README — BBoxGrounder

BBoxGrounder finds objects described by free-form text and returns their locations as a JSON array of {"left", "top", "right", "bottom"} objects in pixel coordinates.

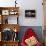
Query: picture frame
[
  {"left": 2, "top": 10, "right": 9, "bottom": 15},
  {"left": 25, "top": 10, "right": 36, "bottom": 17}
]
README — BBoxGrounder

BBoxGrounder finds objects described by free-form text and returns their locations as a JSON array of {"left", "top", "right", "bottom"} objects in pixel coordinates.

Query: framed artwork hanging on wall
[{"left": 25, "top": 10, "right": 36, "bottom": 17}]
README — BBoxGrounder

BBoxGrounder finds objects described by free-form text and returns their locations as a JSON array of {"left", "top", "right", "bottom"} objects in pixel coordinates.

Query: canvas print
[{"left": 25, "top": 10, "right": 36, "bottom": 17}]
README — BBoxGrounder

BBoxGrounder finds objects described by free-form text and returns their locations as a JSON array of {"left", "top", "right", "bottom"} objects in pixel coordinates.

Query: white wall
[{"left": 0, "top": 0, "right": 44, "bottom": 26}]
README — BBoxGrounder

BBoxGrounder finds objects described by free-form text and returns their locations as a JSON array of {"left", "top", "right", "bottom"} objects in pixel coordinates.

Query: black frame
[{"left": 25, "top": 10, "right": 36, "bottom": 17}]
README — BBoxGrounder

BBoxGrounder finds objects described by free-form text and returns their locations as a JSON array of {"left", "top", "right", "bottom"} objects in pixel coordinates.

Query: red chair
[{"left": 21, "top": 28, "right": 41, "bottom": 46}]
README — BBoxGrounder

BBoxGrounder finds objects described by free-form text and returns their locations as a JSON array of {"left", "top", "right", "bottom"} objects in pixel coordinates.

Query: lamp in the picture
[{"left": 15, "top": 0, "right": 17, "bottom": 7}]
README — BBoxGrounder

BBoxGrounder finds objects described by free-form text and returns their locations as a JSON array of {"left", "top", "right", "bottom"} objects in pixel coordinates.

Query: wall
[
  {"left": 0, "top": 0, "right": 44, "bottom": 26},
  {"left": 18, "top": 0, "right": 44, "bottom": 26}
]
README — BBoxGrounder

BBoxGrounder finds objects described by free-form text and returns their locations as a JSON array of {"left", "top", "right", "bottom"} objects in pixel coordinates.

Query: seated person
[{"left": 21, "top": 28, "right": 41, "bottom": 46}]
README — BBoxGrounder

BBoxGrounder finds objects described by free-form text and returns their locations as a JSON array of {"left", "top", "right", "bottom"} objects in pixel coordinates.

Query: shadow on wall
[{"left": 18, "top": 26, "right": 44, "bottom": 44}]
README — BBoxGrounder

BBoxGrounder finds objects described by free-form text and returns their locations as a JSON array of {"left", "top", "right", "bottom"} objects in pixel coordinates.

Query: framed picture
[
  {"left": 2, "top": 10, "right": 9, "bottom": 15},
  {"left": 25, "top": 10, "right": 36, "bottom": 17}
]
